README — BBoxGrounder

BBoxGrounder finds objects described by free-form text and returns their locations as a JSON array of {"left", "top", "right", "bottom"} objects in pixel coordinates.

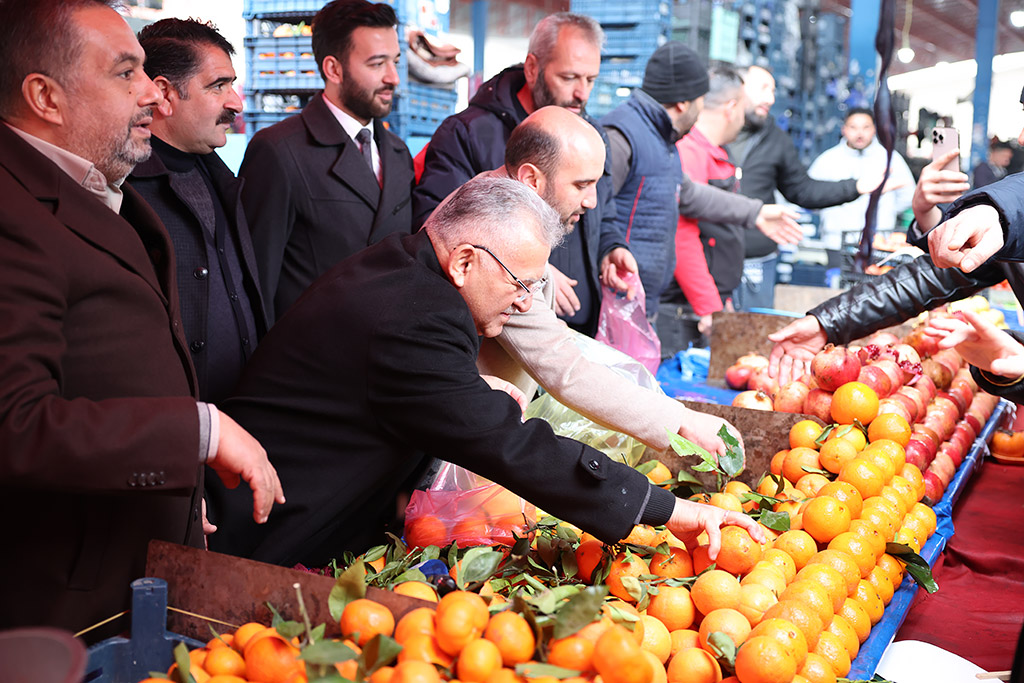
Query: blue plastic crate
[
  {"left": 587, "top": 81, "right": 631, "bottom": 118},
  {"left": 246, "top": 38, "right": 322, "bottom": 91},
  {"left": 84, "top": 579, "right": 204, "bottom": 683},
  {"left": 243, "top": 0, "right": 325, "bottom": 18},
  {"left": 244, "top": 109, "right": 296, "bottom": 138},
  {"left": 602, "top": 23, "right": 670, "bottom": 58},
  {"left": 385, "top": 83, "right": 457, "bottom": 138},
  {"left": 572, "top": 0, "right": 672, "bottom": 26},
  {"left": 599, "top": 56, "right": 648, "bottom": 87}
]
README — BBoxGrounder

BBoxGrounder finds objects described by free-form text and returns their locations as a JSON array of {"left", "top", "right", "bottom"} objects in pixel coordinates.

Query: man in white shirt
[{"left": 808, "top": 107, "right": 915, "bottom": 250}]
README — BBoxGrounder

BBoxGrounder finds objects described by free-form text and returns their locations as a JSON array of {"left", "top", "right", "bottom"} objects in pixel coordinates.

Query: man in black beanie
[{"left": 602, "top": 41, "right": 710, "bottom": 313}]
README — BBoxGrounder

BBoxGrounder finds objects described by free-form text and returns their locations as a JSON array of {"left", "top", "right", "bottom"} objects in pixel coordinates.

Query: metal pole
[
  {"left": 971, "top": 0, "right": 998, "bottom": 172},
  {"left": 472, "top": 0, "right": 488, "bottom": 96},
  {"left": 849, "top": 0, "right": 881, "bottom": 91}
]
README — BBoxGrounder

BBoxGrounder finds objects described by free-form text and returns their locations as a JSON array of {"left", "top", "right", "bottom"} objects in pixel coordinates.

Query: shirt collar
[
  {"left": 5, "top": 122, "right": 124, "bottom": 214},
  {"left": 322, "top": 92, "right": 374, "bottom": 145}
]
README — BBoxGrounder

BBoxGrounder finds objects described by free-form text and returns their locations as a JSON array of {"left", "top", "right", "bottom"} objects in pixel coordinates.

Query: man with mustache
[
  {"left": 239, "top": 0, "right": 416, "bottom": 321},
  {"left": 0, "top": 0, "right": 283, "bottom": 638},
  {"left": 129, "top": 18, "right": 267, "bottom": 405}
]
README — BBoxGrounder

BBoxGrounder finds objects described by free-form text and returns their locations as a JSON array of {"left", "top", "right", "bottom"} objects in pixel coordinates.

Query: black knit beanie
[{"left": 641, "top": 41, "right": 710, "bottom": 104}]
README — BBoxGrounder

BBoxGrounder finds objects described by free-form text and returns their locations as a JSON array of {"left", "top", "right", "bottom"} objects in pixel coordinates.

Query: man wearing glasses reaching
[{"left": 208, "top": 175, "right": 763, "bottom": 568}]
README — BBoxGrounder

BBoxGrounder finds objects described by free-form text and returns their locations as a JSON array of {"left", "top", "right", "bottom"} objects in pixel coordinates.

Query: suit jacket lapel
[
  {"left": 368, "top": 124, "right": 412, "bottom": 243},
  {"left": 302, "top": 93, "right": 381, "bottom": 209}
]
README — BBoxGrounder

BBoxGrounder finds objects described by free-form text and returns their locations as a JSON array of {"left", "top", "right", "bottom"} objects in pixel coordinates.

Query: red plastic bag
[
  {"left": 404, "top": 463, "right": 536, "bottom": 549},
  {"left": 596, "top": 271, "right": 661, "bottom": 375}
]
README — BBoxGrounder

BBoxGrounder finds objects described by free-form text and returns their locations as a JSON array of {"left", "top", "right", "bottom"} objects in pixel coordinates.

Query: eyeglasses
[{"left": 472, "top": 244, "right": 543, "bottom": 302}]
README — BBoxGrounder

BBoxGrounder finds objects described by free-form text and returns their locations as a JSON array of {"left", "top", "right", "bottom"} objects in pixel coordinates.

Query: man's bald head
[{"left": 503, "top": 106, "right": 605, "bottom": 230}]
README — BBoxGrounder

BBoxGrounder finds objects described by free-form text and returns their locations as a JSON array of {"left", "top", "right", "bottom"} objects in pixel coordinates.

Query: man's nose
[
  {"left": 138, "top": 72, "right": 162, "bottom": 109},
  {"left": 582, "top": 187, "right": 598, "bottom": 209},
  {"left": 226, "top": 87, "right": 243, "bottom": 112}
]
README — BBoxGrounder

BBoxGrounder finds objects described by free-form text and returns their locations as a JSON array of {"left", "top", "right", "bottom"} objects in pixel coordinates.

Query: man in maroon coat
[{"left": 0, "top": 0, "right": 283, "bottom": 640}]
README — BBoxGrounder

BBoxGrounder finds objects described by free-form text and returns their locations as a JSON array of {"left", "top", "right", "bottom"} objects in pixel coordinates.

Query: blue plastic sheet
[{"left": 656, "top": 348, "right": 742, "bottom": 404}]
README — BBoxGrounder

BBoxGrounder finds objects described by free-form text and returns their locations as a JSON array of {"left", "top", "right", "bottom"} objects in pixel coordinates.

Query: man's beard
[
  {"left": 540, "top": 185, "right": 580, "bottom": 234},
  {"left": 532, "top": 68, "right": 586, "bottom": 113},
  {"left": 100, "top": 107, "right": 154, "bottom": 181},
  {"left": 744, "top": 107, "right": 768, "bottom": 130},
  {"left": 342, "top": 78, "right": 394, "bottom": 121}
]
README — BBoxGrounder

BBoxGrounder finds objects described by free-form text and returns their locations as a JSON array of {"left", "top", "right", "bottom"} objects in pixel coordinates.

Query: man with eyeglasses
[
  {"left": 475, "top": 106, "right": 741, "bottom": 455},
  {"left": 208, "top": 175, "right": 763, "bottom": 568}
]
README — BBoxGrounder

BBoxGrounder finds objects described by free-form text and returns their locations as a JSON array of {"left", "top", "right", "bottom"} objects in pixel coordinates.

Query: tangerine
[
  {"left": 825, "top": 615, "right": 860, "bottom": 660},
  {"left": 244, "top": 634, "right": 302, "bottom": 683},
  {"left": 783, "top": 447, "right": 822, "bottom": 485},
  {"left": 698, "top": 607, "right": 752, "bottom": 650},
  {"left": 669, "top": 629, "right": 701, "bottom": 657},
  {"left": 716, "top": 526, "right": 763, "bottom": 575},
  {"left": 778, "top": 580, "right": 834, "bottom": 629},
  {"left": 795, "top": 564, "right": 847, "bottom": 613},
  {"left": 393, "top": 581, "right": 439, "bottom": 603},
  {"left": 796, "top": 473, "right": 831, "bottom": 498},
  {"left": 666, "top": 647, "right": 723, "bottom": 683},
  {"left": 734, "top": 635, "right": 797, "bottom": 683},
  {"left": 457, "top": 638, "right": 504, "bottom": 683},
  {"left": 593, "top": 625, "right": 654, "bottom": 683},
  {"left": 749, "top": 618, "right": 808, "bottom": 669},
  {"left": 867, "top": 413, "right": 911, "bottom": 447},
  {"left": 805, "top": 550, "right": 860, "bottom": 597},
  {"left": 691, "top": 570, "right": 742, "bottom": 615},
  {"left": 851, "top": 580, "right": 885, "bottom": 625},
  {"left": 606, "top": 552, "right": 650, "bottom": 603},
  {"left": 647, "top": 586, "right": 696, "bottom": 632},
  {"left": 390, "top": 660, "right": 442, "bottom": 683},
  {"left": 761, "top": 549, "right": 797, "bottom": 584},
  {"left": 790, "top": 420, "right": 824, "bottom": 450},
  {"left": 837, "top": 458, "right": 885, "bottom": 499},
  {"left": 799, "top": 653, "right": 837, "bottom": 683},
  {"left": 801, "top": 496, "right": 851, "bottom": 545},
  {"left": 742, "top": 565, "right": 788, "bottom": 596},
  {"left": 547, "top": 635, "right": 595, "bottom": 672},
  {"left": 575, "top": 540, "right": 606, "bottom": 583},
  {"left": 737, "top": 583, "right": 779, "bottom": 627},
  {"left": 815, "top": 482, "right": 862, "bottom": 519},
  {"left": 204, "top": 647, "right": 246, "bottom": 678},
  {"left": 817, "top": 438, "right": 857, "bottom": 475},
  {"left": 649, "top": 547, "right": 694, "bottom": 579},
  {"left": 395, "top": 607, "right": 436, "bottom": 644},
  {"left": 826, "top": 533, "right": 875, "bottom": 578},
  {"left": 484, "top": 610, "right": 535, "bottom": 666},
  {"left": 830, "top": 382, "right": 879, "bottom": 425},
  {"left": 761, "top": 600, "right": 823, "bottom": 651},
  {"left": 837, "top": 598, "right": 872, "bottom": 644},
  {"left": 771, "top": 530, "right": 817, "bottom": 571},
  {"left": 340, "top": 599, "right": 396, "bottom": 647},
  {"left": 812, "top": 631, "right": 851, "bottom": 677},
  {"left": 640, "top": 614, "right": 673, "bottom": 664}
]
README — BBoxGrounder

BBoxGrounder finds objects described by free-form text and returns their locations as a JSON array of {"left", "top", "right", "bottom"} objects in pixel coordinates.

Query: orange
[
  {"left": 484, "top": 670, "right": 524, "bottom": 683},
  {"left": 666, "top": 646, "right": 723, "bottom": 683},
  {"left": 761, "top": 549, "right": 797, "bottom": 584},
  {"left": 830, "top": 382, "right": 878, "bottom": 425},
  {"left": 575, "top": 540, "right": 606, "bottom": 584},
  {"left": 868, "top": 439, "right": 907, "bottom": 471},
  {"left": 817, "top": 438, "right": 857, "bottom": 475},
  {"left": 908, "top": 502, "right": 938, "bottom": 537},
  {"left": 827, "top": 533, "right": 875, "bottom": 578},
  {"left": 770, "top": 450, "right": 788, "bottom": 477},
  {"left": 783, "top": 447, "right": 822, "bottom": 485},
  {"left": 825, "top": 615, "right": 860, "bottom": 660},
  {"left": 773, "top": 499, "right": 804, "bottom": 531},
  {"left": 867, "top": 413, "right": 912, "bottom": 447},
  {"left": 547, "top": 635, "right": 595, "bottom": 672},
  {"left": 208, "top": 634, "right": 233, "bottom": 650},
  {"left": 396, "top": 633, "right": 454, "bottom": 667},
  {"left": 812, "top": 631, "right": 851, "bottom": 677},
  {"left": 795, "top": 564, "right": 847, "bottom": 613},
  {"left": 852, "top": 580, "right": 885, "bottom": 625},
  {"left": 790, "top": 420, "right": 824, "bottom": 450},
  {"left": 690, "top": 545, "right": 714, "bottom": 574},
  {"left": 801, "top": 496, "right": 851, "bottom": 545},
  {"left": 734, "top": 635, "right": 797, "bottom": 683},
  {"left": 771, "top": 530, "right": 817, "bottom": 571},
  {"left": 576, "top": 616, "right": 615, "bottom": 644},
  {"left": 669, "top": 629, "right": 701, "bottom": 657},
  {"left": 393, "top": 581, "right": 439, "bottom": 603},
  {"left": 708, "top": 492, "right": 744, "bottom": 513},
  {"left": 233, "top": 622, "right": 269, "bottom": 653},
  {"left": 691, "top": 570, "right": 742, "bottom": 615},
  {"left": 779, "top": 580, "right": 834, "bottom": 629},
  {"left": 436, "top": 592, "right": 489, "bottom": 656},
  {"left": 889, "top": 476, "right": 919, "bottom": 513},
  {"left": 341, "top": 598, "right": 396, "bottom": 646},
  {"left": 390, "top": 660, "right": 442, "bottom": 683},
  {"left": 876, "top": 553, "right": 905, "bottom": 591},
  {"left": 406, "top": 515, "right": 449, "bottom": 549},
  {"left": 799, "top": 653, "right": 837, "bottom": 683},
  {"left": 244, "top": 634, "right": 302, "bottom": 683},
  {"left": 795, "top": 473, "right": 831, "bottom": 499},
  {"left": 716, "top": 526, "right": 763, "bottom": 575},
  {"left": 457, "top": 638, "right": 504, "bottom": 683},
  {"left": 166, "top": 663, "right": 210, "bottom": 683},
  {"left": 825, "top": 426, "right": 866, "bottom": 452},
  {"left": 741, "top": 566, "right": 787, "bottom": 597},
  {"left": 204, "top": 647, "right": 246, "bottom": 678},
  {"left": 606, "top": 552, "right": 650, "bottom": 603},
  {"left": 815, "top": 482, "right": 862, "bottom": 520},
  {"left": 867, "top": 566, "right": 895, "bottom": 605},
  {"left": 698, "top": 607, "right": 751, "bottom": 649},
  {"left": 756, "top": 475, "right": 799, "bottom": 501},
  {"left": 207, "top": 676, "right": 248, "bottom": 683},
  {"left": 761, "top": 600, "right": 823, "bottom": 651},
  {"left": 749, "top": 618, "right": 808, "bottom": 669},
  {"left": 837, "top": 598, "right": 872, "bottom": 644},
  {"left": 860, "top": 449, "right": 897, "bottom": 485},
  {"left": 805, "top": 550, "right": 860, "bottom": 597},
  {"left": 593, "top": 625, "right": 653, "bottom": 683},
  {"left": 900, "top": 463, "right": 926, "bottom": 501},
  {"left": 847, "top": 519, "right": 886, "bottom": 561},
  {"left": 484, "top": 610, "right": 535, "bottom": 666},
  {"left": 857, "top": 506, "right": 897, "bottom": 543},
  {"left": 893, "top": 527, "right": 923, "bottom": 554},
  {"left": 603, "top": 600, "right": 646, "bottom": 646},
  {"left": 395, "top": 607, "right": 436, "bottom": 644},
  {"left": 724, "top": 481, "right": 757, "bottom": 512},
  {"left": 647, "top": 585, "right": 696, "bottom": 631},
  {"left": 837, "top": 458, "right": 884, "bottom": 499},
  {"left": 640, "top": 614, "right": 673, "bottom": 664},
  {"left": 645, "top": 650, "right": 669, "bottom": 683},
  {"left": 737, "top": 583, "right": 779, "bottom": 627},
  {"left": 863, "top": 496, "right": 903, "bottom": 531},
  {"left": 646, "top": 461, "right": 674, "bottom": 486},
  {"left": 370, "top": 667, "right": 394, "bottom": 683},
  {"left": 650, "top": 547, "right": 694, "bottom": 579}
]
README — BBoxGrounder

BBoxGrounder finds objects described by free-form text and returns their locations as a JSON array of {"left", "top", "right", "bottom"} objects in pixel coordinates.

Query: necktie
[{"left": 355, "top": 128, "right": 374, "bottom": 175}]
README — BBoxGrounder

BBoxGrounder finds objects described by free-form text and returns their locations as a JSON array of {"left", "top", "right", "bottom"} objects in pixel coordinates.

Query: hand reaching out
[
  {"left": 923, "top": 309, "right": 1024, "bottom": 378},
  {"left": 208, "top": 412, "right": 285, "bottom": 525},
  {"left": 767, "top": 316, "right": 828, "bottom": 385},
  {"left": 600, "top": 247, "right": 639, "bottom": 300},
  {"left": 927, "top": 204, "right": 1003, "bottom": 272},
  {"left": 755, "top": 204, "right": 803, "bottom": 244},
  {"left": 666, "top": 497, "right": 764, "bottom": 560}
]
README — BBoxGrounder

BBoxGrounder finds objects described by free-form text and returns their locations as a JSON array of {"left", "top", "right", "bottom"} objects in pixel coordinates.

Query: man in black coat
[
  {"left": 239, "top": 0, "right": 416, "bottom": 322},
  {"left": 129, "top": 19, "right": 266, "bottom": 405},
  {"left": 209, "top": 176, "right": 761, "bottom": 567}
]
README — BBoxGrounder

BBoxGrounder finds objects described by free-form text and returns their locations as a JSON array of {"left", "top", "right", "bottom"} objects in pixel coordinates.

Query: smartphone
[{"left": 931, "top": 126, "right": 961, "bottom": 171}]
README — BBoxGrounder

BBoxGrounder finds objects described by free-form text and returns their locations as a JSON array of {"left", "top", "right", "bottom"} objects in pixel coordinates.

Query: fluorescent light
[
  {"left": 897, "top": 46, "right": 916, "bottom": 63},
  {"left": 1011, "top": 10, "right": 1024, "bottom": 26}
]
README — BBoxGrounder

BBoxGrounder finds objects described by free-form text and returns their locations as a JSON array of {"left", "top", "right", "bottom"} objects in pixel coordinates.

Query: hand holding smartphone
[{"left": 931, "top": 126, "right": 961, "bottom": 172}]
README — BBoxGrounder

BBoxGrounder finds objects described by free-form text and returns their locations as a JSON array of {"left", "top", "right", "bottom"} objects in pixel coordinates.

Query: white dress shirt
[{"left": 322, "top": 93, "right": 382, "bottom": 185}]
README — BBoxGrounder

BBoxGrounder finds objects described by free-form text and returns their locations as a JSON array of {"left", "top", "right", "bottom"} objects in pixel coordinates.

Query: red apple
[
  {"left": 724, "top": 363, "right": 753, "bottom": 390},
  {"left": 774, "top": 381, "right": 811, "bottom": 413}
]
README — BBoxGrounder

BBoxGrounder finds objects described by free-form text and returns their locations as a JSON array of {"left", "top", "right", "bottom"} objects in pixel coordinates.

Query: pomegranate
[
  {"left": 921, "top": 358, "right": 953, "bottom": 391},
  {"left": 963, "top": 408, "right": 985, "bottom": 435},
  {"left": 954, "top": 368, "right": 979, "bottom": 392},
  {"left": 877, "top": 398, "right": 913, "bottom": 424},
  {"left": 939, "top": 441, "right": 965, "bottom": 469},
  {"left": 954, "top": 419, "right": 977, "bottom": 445},
  {"left": 922, "top": 470, "right": 945, "bottom": 501},
  {"left": 725, "top": 363, "right": 754, "bottom": 390},
  {"left": 803, "top": 388, "right": 834, "bottom": 422},
  {"left": 946, "top": 430, "right": 972, "bottom": 465},
  {"left": 732, "top": 389, "right": 774, "bottom": 411},
  {"left": 903, "top": 327, "right": 940, "bottom": 357},
  {"left": 932, "top": 349, "right": 963, "bottom": 377},
  {"left": 748, "top": 369, "right": 780, "bottom": 397},
  {"left": 911, "top": 374, "right": 937, "bottom": 402},
  {"left": 896, "top": 386, "right": 928, "bottom": 421},
  {"left": 866, "top": 331, "right": 901, "bottom": 347},
  {"left": 898, "top": 359, "right": 923, "bottom": 385},
  {"left": 811, "top": 344, "right": 861, "bottom": 391},
  {"left": 904, "top": 438, "right": 934, "bottom": 470},
  {"left": 857, "top": 364, "right": 892, "bottom": 398},
  {"left": 911, "top": 424, "right": 940, "bottom": 450},
  {"left": 948, "top": 383, "right": 974, "bottom": 414},
  {"left": 930, "top": 455, "right": 956, "bottom": 485},
  {"left": 871, "top": 359, "right": 904, "bottom": 391},
  {"left": 735, "top": 353, "right": 770, "bottom": 372},
  {"left": 933, "top": 392, "right": 964, "bottom": 421},
  {"left": 774, "top": 381, "right": 811, "bottom": 413}
]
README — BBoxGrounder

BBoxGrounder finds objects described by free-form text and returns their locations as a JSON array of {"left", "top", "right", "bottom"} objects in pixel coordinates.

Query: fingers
[
  {"left": 704, "top": 521, "right": 723, "bottom": 561},
  {"left": 249, "top": 462, "right": 285, "bottom": 524}
]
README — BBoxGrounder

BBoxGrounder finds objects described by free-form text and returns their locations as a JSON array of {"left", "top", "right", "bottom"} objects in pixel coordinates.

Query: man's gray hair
[
  {"left": 704, "top": 63, "right": 745, "bottom": 110},
  {"left": 528, "top": 12, "right": 604, "bottom": 66},
  {"left": 426, "top": 176, "right": 564, "bottom": 251}
]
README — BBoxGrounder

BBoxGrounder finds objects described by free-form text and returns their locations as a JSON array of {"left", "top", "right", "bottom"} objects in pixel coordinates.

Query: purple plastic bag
[{"left": 595, "top": 271, "right": 661, "bottom": 375}]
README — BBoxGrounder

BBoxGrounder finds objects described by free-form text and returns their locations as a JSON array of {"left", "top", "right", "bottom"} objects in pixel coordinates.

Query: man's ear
[
  {"left": 153, "top": 76, "right": 176, "bottom": 117},
  {"left": 20, "top": 73, "right": 65, "bottom": 126},
  {"left": 523, "top": 53, "right": 539, "bottom": 88},
  {"left": 322, "top": 54, "right": 344, "bottom": 86},
  {"left": 445, "top": 244, "right": 476, "bottom": 288},
  {"left": 516, "top": 162, "right": 546, "bottom": 195}
]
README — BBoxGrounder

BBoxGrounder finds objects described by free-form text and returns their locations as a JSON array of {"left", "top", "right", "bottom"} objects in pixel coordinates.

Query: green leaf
[
  {"left": 300, "top": 640, "right": 360, "bottom": 666},
  {"left": 757, "top": 509, "right": 792, "bottom": 532},
  {"left": 814, "top": 424, "right": 836, "bottom": 446},
  {"left": 717, "top": 425, "right": 744, "bottom": 477},
  {"left": 307, "top": 674, "right": 349, "bottom": 683},
  {"left": 311, "top": 623, "right": 327, "bottom": 643},
  {"left": 635, "top": 461, "right": 658, "bottom": 475},
  {"left": 171, "top": 641, "right": 195, "bottom": 683},
  {"left": 362, "top": 545, "right": 387, "bottom": 563},
  {"left": 329, "top": 560, "right": 368, "bottom": 623},
  {"left": 393, "top": 568, "right": 428, "bottom": 584},
  {"left": 552, "top": 585, "right": 608, "bottom": 640},
  {"left": 516, "top": 663, "right": 583, "bottom": 679},
  {"left": 619, "top": 576, "right": 645, "bottom": 603},
  {"left": 146, "top": 673, "right": 170, "bottom": 680},
  {"left": 692, "top": 460, "right": 717, "bottom": 472},
  {"left": 666, "top": 429, "right": 714, "bottom": 462},
  {"left": 800, "top": 465, "right": 833, "bottom": 477},
  {"left": 673, "top": 469, "right": 703, "bottom": 486},
  {"left": 276, "top": 620, "right": 306, "bottom": 639},
  {"left": 707, "top": 632, "right": 737, "bottom": 666},
  {"left": 360, "top": 634, "right": 402, "bottom": 674},
  {"left": 886, "top": 542, "right": 938, "bottom": 593}
]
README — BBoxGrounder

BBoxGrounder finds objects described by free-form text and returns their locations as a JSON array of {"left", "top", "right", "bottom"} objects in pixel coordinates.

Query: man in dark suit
[
  {"left": 209, "top": 176, "right": 761, "bottom": 568},
  {"left": 239, "top": 0, "right": 416, "bottom": 321},
  {"left": 129, "top": 19, "right": 266, "bottom": 405},
  {"left": 0, "top": 0, "right": 283, "bottom": 639}
]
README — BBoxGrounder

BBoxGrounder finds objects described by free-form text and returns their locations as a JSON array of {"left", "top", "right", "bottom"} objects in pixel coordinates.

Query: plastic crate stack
[
  {"left": 242, "top": 0, "right": 456, "bottom": 141},
  {"left": 672, "top": 0, "right": 713, "bottom": 63},
  {"left": 571, "top": 0, "right": 673, "bottom": 119},
  {"left": 795, "top": 11, "right": 848, "bottom": 166}
]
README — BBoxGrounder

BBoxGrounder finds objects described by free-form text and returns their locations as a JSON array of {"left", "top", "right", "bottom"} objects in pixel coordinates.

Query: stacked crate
[
  {"left": 571, "top": 0, "right": 673, "bottom": 118},
  {"left": 242, "top": 0, "right": 456, "bottom": 140}
]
